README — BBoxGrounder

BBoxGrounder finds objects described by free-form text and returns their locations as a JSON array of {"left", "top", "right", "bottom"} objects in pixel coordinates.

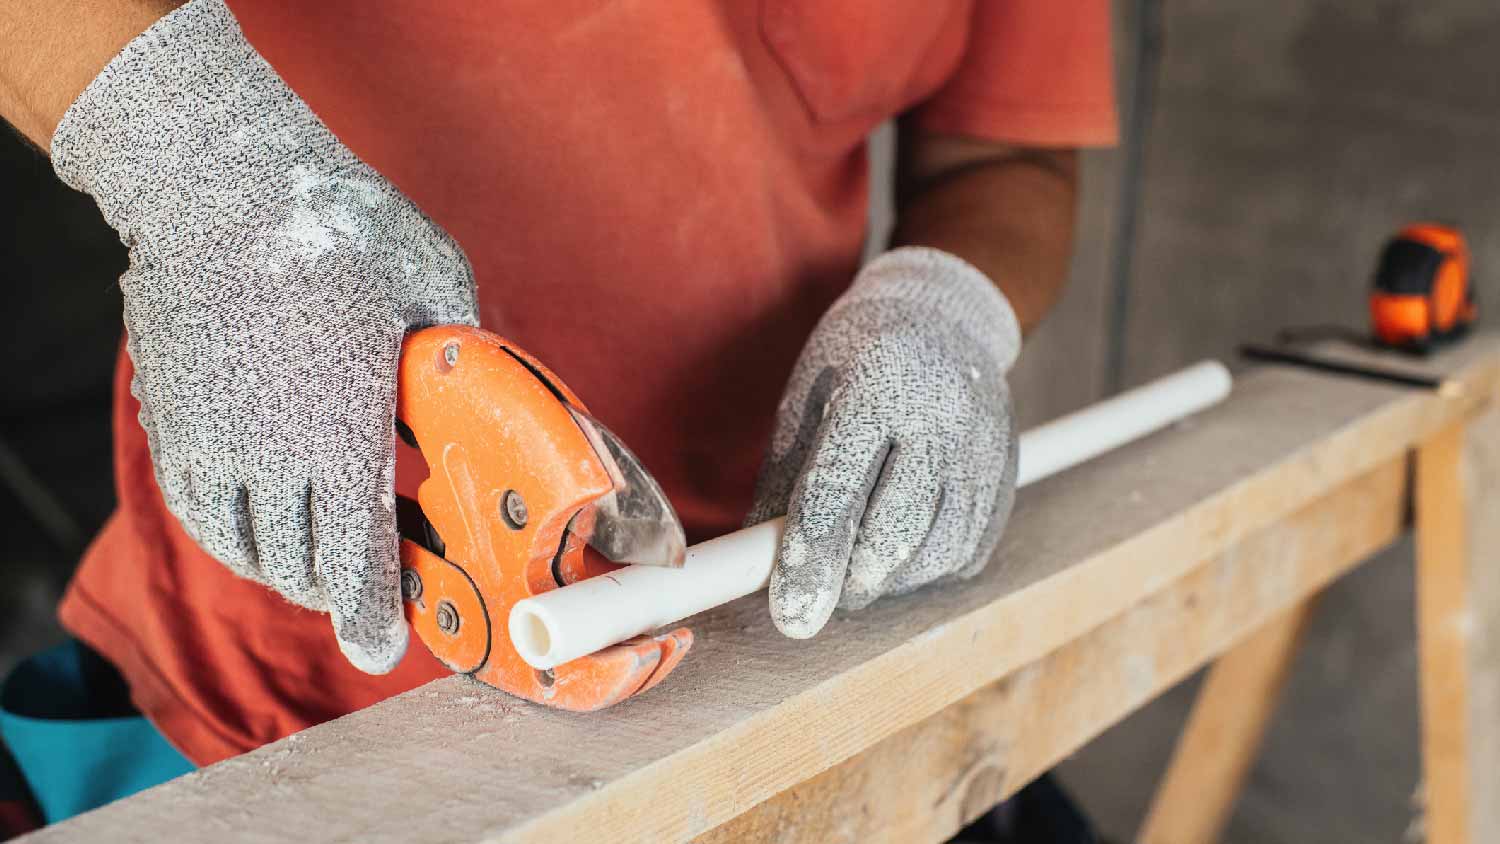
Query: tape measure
[
  {"left": 1242, "top": 222, "right": 1478, "bottom": 390},
  {"left": 1370, "top": 223, "right": 1477, "bottom": 353}
]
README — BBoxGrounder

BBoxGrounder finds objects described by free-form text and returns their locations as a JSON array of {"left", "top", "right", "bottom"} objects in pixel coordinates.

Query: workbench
[{"left": 28, "top": 336, "right": 1500, "bottom": 844}]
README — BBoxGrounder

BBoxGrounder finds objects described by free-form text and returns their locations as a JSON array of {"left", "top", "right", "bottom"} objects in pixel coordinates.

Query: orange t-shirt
[{"left": 60, "top": 0, "right": 1117, "bottom": 764}]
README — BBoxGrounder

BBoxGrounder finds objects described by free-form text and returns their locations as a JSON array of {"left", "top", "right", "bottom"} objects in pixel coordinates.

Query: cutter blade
[{"left": 567, "top": 407, "right": 686, "bottom": 568}]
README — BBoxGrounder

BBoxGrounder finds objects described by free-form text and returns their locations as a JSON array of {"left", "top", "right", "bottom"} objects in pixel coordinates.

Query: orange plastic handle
[{"left": 396, "top": 326, "right": 690, "bottom": 710}]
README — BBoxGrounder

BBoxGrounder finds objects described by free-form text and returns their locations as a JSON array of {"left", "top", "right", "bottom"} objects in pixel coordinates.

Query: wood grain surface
[{"left": 29, "top": 337, "right": 1500, "bottom": 844}]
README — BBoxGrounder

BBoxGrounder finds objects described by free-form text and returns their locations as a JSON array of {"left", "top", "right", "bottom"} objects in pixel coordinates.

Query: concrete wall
[
  {"left": 1048, "top": 2, "right": 1499, "bottom": 841},
  {"left": 1118, "top": 1, "right": 1500, "bottom": 386},
  {"left": 870, "top": 1, "right": 1499, "bottom": 840}
]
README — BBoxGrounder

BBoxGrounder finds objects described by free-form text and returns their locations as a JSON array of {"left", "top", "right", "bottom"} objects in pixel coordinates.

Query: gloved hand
[
  {"left": 747, "top": 247, "right": 1021, "bottom": 639},
  {"left": 50, "top": 0, "right": 477, "bottom": 673}
]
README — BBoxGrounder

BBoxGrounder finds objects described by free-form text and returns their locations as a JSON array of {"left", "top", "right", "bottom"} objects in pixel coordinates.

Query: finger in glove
[
  {"left": 770, "top": 399, "right": 889, "bottom": 639},
  {"left": 839, "top": 441, "right": 943, "bottom": 612}
]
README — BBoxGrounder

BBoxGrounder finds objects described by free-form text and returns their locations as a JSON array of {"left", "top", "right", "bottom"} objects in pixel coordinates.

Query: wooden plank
[
  {"left": 699, "top": 460, "right": 1399, "bottom": 844},
  {"left": 1137, "top": 600, "right": 1315, "bottom": 844},
  {"left": 29, "top": 337, "right": 1500, "bottom": 844}
]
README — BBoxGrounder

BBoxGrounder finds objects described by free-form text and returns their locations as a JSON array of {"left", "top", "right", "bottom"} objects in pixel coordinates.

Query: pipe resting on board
[{"left": 510, "top": 360, "right": 1233, "bottom": 670}]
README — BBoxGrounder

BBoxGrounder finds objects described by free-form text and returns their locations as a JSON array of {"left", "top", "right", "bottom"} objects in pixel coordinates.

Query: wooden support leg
[
  {"left": 1413, "top": 412, "right": 1500, "bottom": 844},
  {"left": 1415, "top": 420, "right": 1471, "bottom": 844},
  {"left": 1137, "top": 600, "right": 1315, "bottom": 844}
]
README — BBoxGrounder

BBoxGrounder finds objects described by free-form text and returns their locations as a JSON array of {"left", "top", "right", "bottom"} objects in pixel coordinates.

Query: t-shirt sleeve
[{"left": 911, "top": 0, "right": 1119, "bottom": 147}]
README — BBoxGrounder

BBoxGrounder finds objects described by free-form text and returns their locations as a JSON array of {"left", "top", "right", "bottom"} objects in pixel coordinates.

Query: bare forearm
[
  {"left": 0, "top": 0, "right": 182, "bottom": 147},
  {"left": 891, "top": 128, "right": 1078, "bottom": 334}
]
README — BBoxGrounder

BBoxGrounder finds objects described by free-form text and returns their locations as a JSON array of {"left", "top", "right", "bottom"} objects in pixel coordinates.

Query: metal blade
[
  {"left": 396, "top": 494, "right": 446, "bottom": 559},
  {"left": 567, "top": 407, "right": 687, "bottom": 568}
]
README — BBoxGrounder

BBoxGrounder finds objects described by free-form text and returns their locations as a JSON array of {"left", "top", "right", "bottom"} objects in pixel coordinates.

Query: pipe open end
[{"left": 510, "top": 605, "right": 556, "bottom": 670}]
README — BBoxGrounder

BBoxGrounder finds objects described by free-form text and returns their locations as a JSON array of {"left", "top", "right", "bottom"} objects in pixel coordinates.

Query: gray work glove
[
  {"left": 50, "top": 0, "right": 478, "bottom": 673},
  {"left": 747, "top": 247, "right": 1021, "bottom": 639}
]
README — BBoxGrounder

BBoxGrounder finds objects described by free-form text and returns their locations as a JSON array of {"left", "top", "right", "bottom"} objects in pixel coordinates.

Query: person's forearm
[
  {"left": 890, "top": 128, "right": 1078, "bottom": 335},
  {"left": 0, "top": 0, "right": 182, "bottom": 147}
]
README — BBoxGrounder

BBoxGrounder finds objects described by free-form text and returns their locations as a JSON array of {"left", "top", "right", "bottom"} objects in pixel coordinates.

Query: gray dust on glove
[
  {"left": 51, "top": 0, "right": 478, "bottom": 673},
  {"left": 747, "top": 247, "right": 1021, "bottom": 639}
]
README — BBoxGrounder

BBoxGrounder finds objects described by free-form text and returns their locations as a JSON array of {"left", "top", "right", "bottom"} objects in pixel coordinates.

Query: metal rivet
[
  {"left": 502, "top": 490, "right": 528, "bottom": 529},
  {"left": 443, "top": 341, "right": 460, "bottom": 367},
  {"left": 435, "top": 600, "right": 460, "bottom": 635},
  {"left": 400, "top": 569, "right": 423, "bottom": 601},
  {"left": 536, "top": 668, "right": 555, "bottom": 688}
]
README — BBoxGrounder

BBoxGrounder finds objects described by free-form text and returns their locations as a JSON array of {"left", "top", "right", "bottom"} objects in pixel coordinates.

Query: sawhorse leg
[
  {"left": 1140, "top": 411, "right": 1500, "bottom": 843},
  {"left": 1136, "top": 601, "right": 1314, "bottom": 844},
  {"left": 1414, "top": 415, "right": 1500, "bottom": 844}
]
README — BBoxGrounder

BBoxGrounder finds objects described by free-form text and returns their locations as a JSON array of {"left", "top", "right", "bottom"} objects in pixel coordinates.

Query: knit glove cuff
[{"left": 836, "top": 247, "right": 1023, "bottom": 374}]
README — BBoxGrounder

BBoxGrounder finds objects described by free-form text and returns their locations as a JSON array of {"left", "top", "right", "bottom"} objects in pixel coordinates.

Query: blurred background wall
[
  {"left": 875, "top": 0, "right": 1500, "bottom": 840},
  {"left": 1046, "top": 2, "right": 1498, "bottom": 840},
  {"left": 0, "top": 136, "right": 124, "bottom": 677},
  {"left": 2, "top": 0, "right": 1498, "bottom": 840},
  {"left": 1051, "top": 2, "right": 1498, "bottom": 841}
]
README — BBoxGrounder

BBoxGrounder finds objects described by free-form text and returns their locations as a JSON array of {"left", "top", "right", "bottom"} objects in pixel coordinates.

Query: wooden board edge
[{"left": 689, "top": 458, "right": 1404, "bottom": 844}]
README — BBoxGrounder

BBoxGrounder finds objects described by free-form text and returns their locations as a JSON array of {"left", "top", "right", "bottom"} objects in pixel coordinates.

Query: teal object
[{"left": 0, "top": 642, "right": 194, "bottom": 823}]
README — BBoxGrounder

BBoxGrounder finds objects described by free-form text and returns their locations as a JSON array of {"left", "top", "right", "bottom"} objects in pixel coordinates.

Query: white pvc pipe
[
  {"left": 1015, "top": 360, "right": 1232, "bottom": 486},
  {"left": 510, "top": 360, "right": 1232, "bottom": 670}
]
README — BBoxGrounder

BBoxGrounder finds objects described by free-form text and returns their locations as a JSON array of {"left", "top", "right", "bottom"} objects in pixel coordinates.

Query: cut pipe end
[{"left": 510, "top": 604, "right": 559, "bottom": 670}]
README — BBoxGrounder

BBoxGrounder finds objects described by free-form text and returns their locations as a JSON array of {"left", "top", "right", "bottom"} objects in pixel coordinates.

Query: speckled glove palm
[
  {"left": 747, "top": 247, "right": 1021, "bottom": 639},
  {"left": 50, "top": 0, "right": 478, "bottom": 673}
]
